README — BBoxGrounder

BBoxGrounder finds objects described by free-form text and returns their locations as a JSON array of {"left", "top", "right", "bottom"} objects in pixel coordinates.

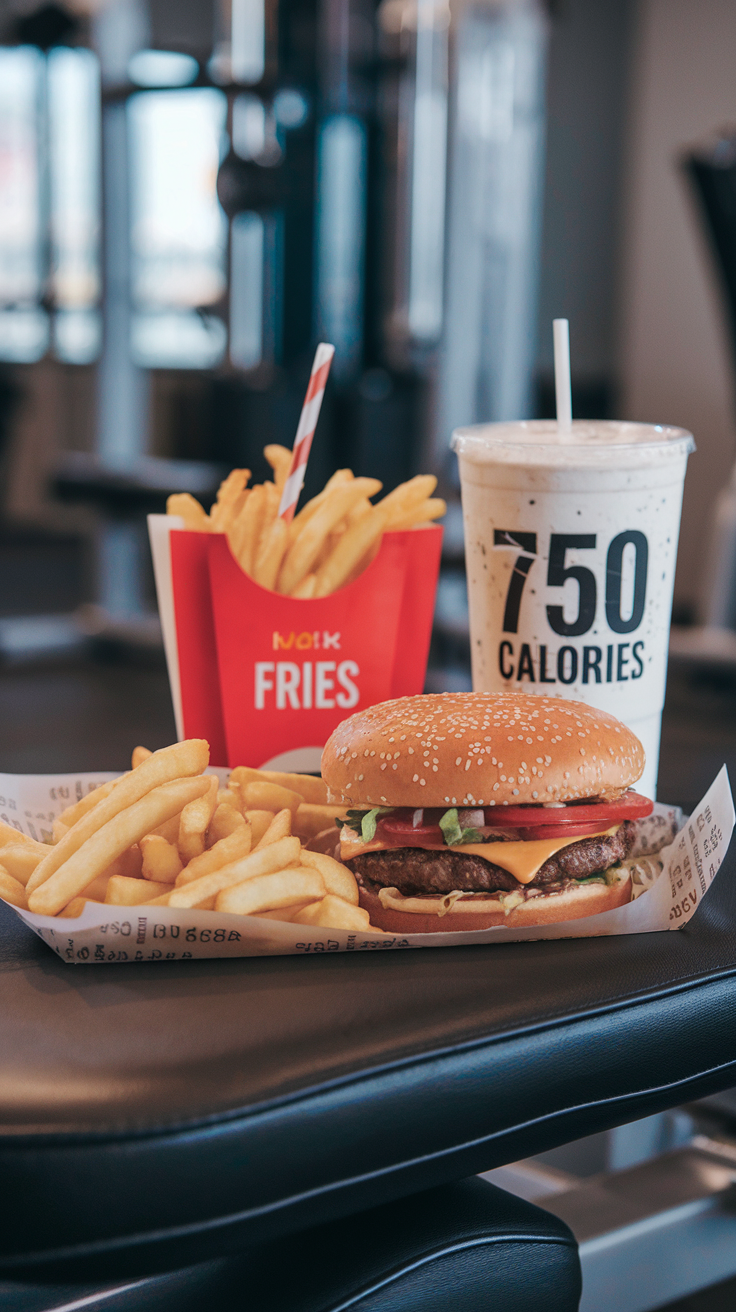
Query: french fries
[
  {"left": 207, "top": 803, "right": 245, "bottom": 845},
  {"left": 257, "top": 903, "right": 313, "bottom": 922},
  {"left": 299, "top": 849, "right": 359, "bottom": 904},
  {"left": 229, "top": 766, "right": 328, "bottom": 805},
  {"left": 178, "top": 775, "right": 218, "bottom": 862},
  {"left": 28, "top": 775, "right": 212, "bottom": 916},
  {"left": 79, "top": 870, "right": 112, "bottom": 902},
  {"left": 1, "top": 750, "right": 380, "bottom": 934},
  {"left": 144, "top": 890, "right": 177, "bottom": 907},
  {"left": 167, "top": 492, "right": 212, "bottom": 531},
  {"left": 165, "top": 448, "right": 444, "bottom": 597},
  {"left": 0, "top": 821, "right": 37, "bottom": 848},
  {"left": 105, "top": 875, "right": 172, "bottom": 906},
  {"left": 59, "top": 897, "right": 101, "bottom": 918},
  {"left": 0, "top": 866, "right": 28, "bottom": 908},
  {"left": 210, "top": 468, "right": 250, "bottom": 533},
  {"left": 152, "top": 814, "right": 183, "bottom": 844},
  {"left": 264, "top": 444, "right": 291, "bottom": 489},
  {"left": 175, "top": 821, "right": 252, "bottom": 885},
  {"left": 169, "top": 835, "right": 301, "bottom": 909},
  {"left": 141, "top": 834, "right": 183, "bottom": 883},
  {"left": 56, "top": 778, "right": 120, "bottom": 830},
  {"left": 243, "top": 809, "right": 275, "bottom": 846},
  {"left": 293, "top": 895, "right": 370, "bottom": 931},
  {"left": 278, "top": 478, "right": 383, "bottom": 595},
  {"left": 293, "top": 803, "right": 348, "bottom": 842},
  {"left": 0, "top": 843, "right": 47, "bottom": 885},
  {"left": 104, "top": 845, "right": 143, "bottom": 882},
  {"left": 26, "top": 739, "right": 209, "bottom": 895},
  {"left": 241, "top": 780, "right": 302, "bottom": 817},
  {"left": 254, "top": 807, "right": 292, "bottom": 848},
  {"left": 216, "top": 869, "right": 324, "bottom": 916}
]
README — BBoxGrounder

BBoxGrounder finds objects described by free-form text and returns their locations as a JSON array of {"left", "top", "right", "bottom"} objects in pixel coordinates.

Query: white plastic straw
[{"left": 553, "top": 318, "right": 572, "bottom": 433}]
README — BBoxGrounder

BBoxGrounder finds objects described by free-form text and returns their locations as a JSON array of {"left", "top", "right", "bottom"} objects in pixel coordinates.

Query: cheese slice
[{"left": 340, "top": 826, "right": 619, "bottom": 885}]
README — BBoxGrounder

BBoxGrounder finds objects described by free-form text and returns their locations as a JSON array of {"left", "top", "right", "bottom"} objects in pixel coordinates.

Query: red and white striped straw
[{"left": 278, "top": 342, "right": 335, "bottom": 522}]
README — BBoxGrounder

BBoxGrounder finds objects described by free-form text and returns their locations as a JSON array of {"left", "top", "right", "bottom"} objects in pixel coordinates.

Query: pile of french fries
[
  {"left": 167, "top": 445, "right": 446, "bottom": 597},
  {"left": 0, "top": 740, "right": 373, "bottom": 932}
]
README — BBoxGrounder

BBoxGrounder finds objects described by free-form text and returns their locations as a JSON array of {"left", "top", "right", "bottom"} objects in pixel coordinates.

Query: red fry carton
[
  {"left": 149, "top": 515, "right": 228, "bottom": 765},
  {"left": 149, "top": 515, "right": 442, "bottom": 770}
]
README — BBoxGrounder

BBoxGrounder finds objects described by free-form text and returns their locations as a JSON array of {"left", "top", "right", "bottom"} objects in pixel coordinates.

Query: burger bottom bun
[{"left": 359, "top": 869, "right": 633, "bottom": 935}]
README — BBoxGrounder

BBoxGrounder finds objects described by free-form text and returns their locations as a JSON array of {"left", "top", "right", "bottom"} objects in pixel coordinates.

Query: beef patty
[{"left": 347, "top": 822, "right": 635, "bottom": 896}]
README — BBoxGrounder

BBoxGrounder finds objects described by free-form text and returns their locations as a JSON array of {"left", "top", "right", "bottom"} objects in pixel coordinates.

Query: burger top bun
[{"left": 321, "top": 692, "right": 645, "bottom": 809}]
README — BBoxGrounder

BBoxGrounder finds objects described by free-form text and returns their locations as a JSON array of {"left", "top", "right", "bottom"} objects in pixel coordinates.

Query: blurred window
[
  {"left": 231, "top": 0, "right": 265, "bottom": 85},
  {"left": 230, "top": 211, "right": 264, "bottom": 368},
  {"left": 0, "top": 44, "right": 100, "bottom": 364},
  {"left": 0, "top": 46, "right": 47, "bottom": 361},
  {"left": 128, "top": 49, "right": 198, "bottom": 88},
  {"left": 232, "top": 93, "right": 266, "bottom": 159},
  {"left": 48, "top": 46, "right": 101, "bottom": 363},
  {"left": 0, "top": 54, "right": 239, "bottom": 373},
  {"left": 128, "top": 88, "right": 228, "bottom": 368}
]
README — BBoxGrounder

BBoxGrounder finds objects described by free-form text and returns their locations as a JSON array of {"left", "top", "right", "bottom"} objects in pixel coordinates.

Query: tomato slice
[
  {"left": 374, "top": 791, "right": 652, "bottom": 850},
  {"left": 516, "top": 820, "right": 620, "bottom": 841},
  {"left": 379, "top": 816, "right": 444, "bottom": 843},
  {"left": 377, "top": 816, "right": 618, "bottom": 847},
  {"left": 480, "top": 790, "right": 652, "bottom": 828}
]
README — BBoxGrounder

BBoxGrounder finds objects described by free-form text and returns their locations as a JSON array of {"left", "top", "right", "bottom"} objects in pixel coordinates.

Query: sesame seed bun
[
  {"left": 359, "top": 866, "right": 633, "bottom": 934},
  {"left": 321, "top": 692, "right": 645, "bottom": 809}
]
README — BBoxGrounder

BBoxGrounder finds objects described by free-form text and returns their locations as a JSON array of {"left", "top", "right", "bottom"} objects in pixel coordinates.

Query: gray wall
[
  {"left": 537, "top": 0, "right": 635, "bottom": 385},
  {"left": 618, "top": 0, "right": 736, "bottom": 611}
]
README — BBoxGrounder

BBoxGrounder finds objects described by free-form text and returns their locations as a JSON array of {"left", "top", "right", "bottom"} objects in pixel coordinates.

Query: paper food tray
[{"left": 2, "top": 766, "right": 734, "bottom": 963}]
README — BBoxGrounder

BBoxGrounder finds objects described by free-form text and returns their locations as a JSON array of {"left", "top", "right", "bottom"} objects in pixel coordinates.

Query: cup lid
[{"left": 451, "top": 420, "right": 695, "bottom": 468}]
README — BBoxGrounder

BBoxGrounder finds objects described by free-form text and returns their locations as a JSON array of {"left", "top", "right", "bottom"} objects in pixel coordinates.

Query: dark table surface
[{"left": 1, "top": 651, "right": 736, "bottom": 1275}]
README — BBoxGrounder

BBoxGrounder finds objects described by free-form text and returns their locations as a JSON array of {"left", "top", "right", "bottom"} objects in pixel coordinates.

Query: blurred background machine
[
  {"left": 0, "top": 0, "right": 550, "bottom": 655},
  {"left": 3, "top": 0, "right": 736, "bottom": 695},
  {"left": 670, "top": 133, "right": 736, "bottom": 668}
]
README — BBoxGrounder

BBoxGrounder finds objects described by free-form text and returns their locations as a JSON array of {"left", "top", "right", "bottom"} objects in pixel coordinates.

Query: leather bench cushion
[
  {"left": 0, "top": 1180, "right": 582, "bottom": 1312},
  {"left": 225, "top": 1178, "right": 582, "bottom": 1312},
  {"left": 1, "top": 844, "right": 736, "bottom": 1275}
]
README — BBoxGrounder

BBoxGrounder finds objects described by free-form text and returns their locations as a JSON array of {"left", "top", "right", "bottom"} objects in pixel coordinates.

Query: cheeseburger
[{"left": 321, "top": 692, "right": 653, "bottom": 933}]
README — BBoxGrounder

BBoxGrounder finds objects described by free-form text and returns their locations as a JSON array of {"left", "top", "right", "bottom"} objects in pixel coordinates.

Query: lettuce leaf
[
  {"left": 335, "top": 807, "right": 394, "bottom": 842},
  {"left": 439, "top": 808, "right": 483, "bottom": 847}
]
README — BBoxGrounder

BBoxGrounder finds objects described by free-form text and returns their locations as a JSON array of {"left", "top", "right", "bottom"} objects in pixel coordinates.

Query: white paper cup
[{"left": 451, "top": 420, "right": 695, "bottom": 798}]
